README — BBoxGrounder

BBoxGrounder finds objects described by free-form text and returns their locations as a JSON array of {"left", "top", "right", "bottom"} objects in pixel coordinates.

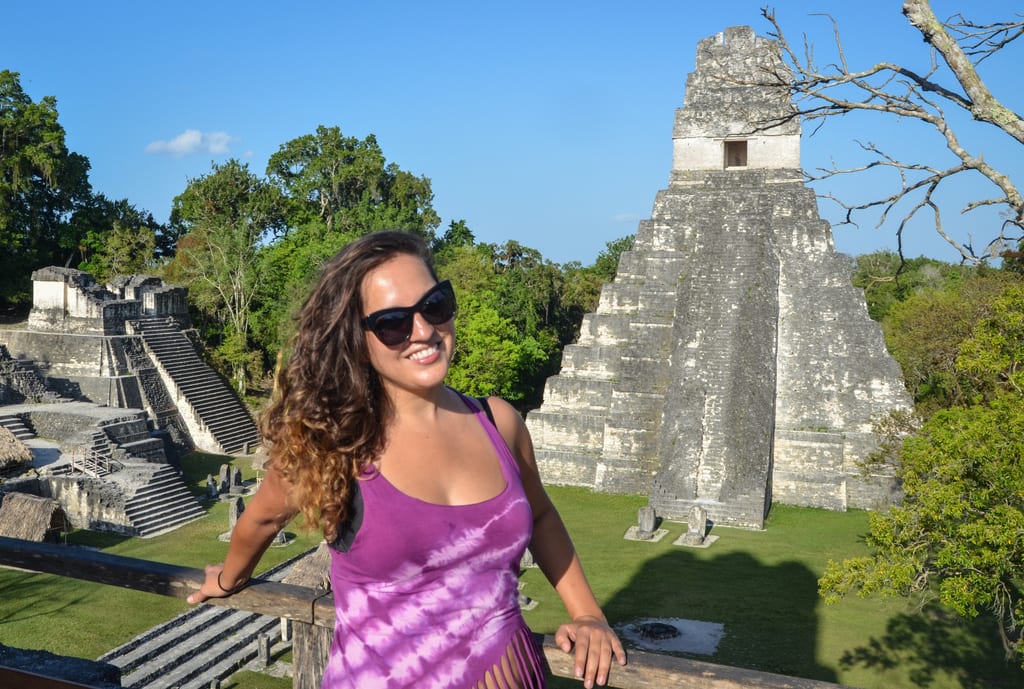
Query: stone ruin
[
  {"left": 2, "top": 266, "right": 258, "bottom": 456},
  {"left": 525, "top": 26, "right": 913, "bottom": 529},
  {"left": 0, "top": 267, "right": 262, "bottom": 536}
]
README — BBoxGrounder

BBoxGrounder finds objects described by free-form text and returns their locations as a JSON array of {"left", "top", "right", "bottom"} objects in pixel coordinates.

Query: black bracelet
[{"left": 217, "top": 571, "right": 248, "bottom": 594}]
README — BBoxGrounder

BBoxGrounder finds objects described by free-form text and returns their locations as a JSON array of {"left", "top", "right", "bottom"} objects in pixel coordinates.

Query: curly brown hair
[{"left": 259, "top": 230, "right": 438, "bottom": 543}]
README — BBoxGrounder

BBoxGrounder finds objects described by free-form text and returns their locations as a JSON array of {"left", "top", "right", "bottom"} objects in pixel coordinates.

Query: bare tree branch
[{"left": 761, "top": 2, "right": 1024, "bottom": 264}]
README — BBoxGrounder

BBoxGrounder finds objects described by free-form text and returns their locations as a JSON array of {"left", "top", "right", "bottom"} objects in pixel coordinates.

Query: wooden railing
[
  {"left": 0, "top": 536, "right": 853, "bottom": 689},
  {"left": 69, "top": 448, "right": 122, "bottom": 477}
]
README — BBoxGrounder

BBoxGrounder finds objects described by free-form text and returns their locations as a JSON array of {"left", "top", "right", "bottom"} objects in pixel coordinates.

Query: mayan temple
[{"left": 525, "top": 26, "right": 912, "bottom": 529}]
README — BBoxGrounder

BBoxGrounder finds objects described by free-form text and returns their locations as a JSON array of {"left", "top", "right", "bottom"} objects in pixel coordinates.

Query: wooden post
[{"left": 281, "top": 543, "right": 333, "bottom": 689}]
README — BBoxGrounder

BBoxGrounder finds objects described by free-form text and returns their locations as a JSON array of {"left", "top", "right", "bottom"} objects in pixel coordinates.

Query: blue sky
[{"left": 4, "top": 1, "right": 1021, "bottom": 266}]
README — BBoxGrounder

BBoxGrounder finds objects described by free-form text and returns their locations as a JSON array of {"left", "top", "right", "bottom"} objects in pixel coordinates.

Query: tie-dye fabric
[{"left": 321, "top": 396, "right": 545, "bottom": 688}]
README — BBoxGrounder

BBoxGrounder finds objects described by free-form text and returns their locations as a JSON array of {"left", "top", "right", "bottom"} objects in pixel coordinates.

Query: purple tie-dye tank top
[{"left": 321, "top": 396, "right": 546, "bottom": 688}]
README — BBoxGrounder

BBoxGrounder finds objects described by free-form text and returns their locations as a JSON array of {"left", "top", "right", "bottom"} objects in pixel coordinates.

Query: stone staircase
[
  {"left": 130, "top": 319, "right": 259, "bottom": 455},
  {"left": 123, "top": 464, "right": 206, "bottom": 537},
  {"left": 0, "top": 413, "right": 35, "bottom": 441},
  {"left": 0, "top": 344, "right": 67, "bottom": 404},
  {"left": 99, "top": 557, "right": 301, "bottom": 689}
]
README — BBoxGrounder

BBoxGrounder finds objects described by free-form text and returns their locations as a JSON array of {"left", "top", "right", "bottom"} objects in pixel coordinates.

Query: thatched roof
[
  {"left": 0, "top": 492, "right": 69, "bottom": 542},
  {"left": 0, "top": 425, "right": 32, "bottom": 472}
]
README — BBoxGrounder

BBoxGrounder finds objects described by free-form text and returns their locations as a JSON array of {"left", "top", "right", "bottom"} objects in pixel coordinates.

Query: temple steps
[
  {"left": 0, "top": 413, "right": 35, "bottom": 441},
  {"left": 124, "top": 465, "right": 205, "bottom": 537},
  {"left": 130, "top": 319, "right": 259, "bottom": 455},
  {"left": 99, "top": 556, "right": 301, "bottom": 689}
]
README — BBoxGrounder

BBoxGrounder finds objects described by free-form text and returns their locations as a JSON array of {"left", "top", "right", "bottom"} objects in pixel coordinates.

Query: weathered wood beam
[
  {"left": 0, "top": 536, "right": 332, "bottom": 622},
  {"left": 0, "top": 664, "right": 108, "bottom": 689}
]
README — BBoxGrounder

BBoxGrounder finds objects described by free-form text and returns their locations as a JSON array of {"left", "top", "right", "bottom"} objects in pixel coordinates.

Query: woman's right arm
[{"left": 187, "top": 463, "right": 299, "bottom": 604}]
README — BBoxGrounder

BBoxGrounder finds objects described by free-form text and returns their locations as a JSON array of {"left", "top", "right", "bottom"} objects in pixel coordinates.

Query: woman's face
[{"left": 360, "top": 253, "right": 454, "bottom": 397}]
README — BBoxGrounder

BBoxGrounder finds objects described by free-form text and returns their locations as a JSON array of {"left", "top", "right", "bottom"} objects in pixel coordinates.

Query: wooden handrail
[
  {"left": 0, "top": 665, "right": 109, "bottom": 689},
  {"left": 0, "top": 537, "right": 854, "bottom": 689}
]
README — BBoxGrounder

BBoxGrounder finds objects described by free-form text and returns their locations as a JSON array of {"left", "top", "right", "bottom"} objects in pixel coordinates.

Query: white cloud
[{"left": 145, "top": 129, "right": 238, "bottom": 157}]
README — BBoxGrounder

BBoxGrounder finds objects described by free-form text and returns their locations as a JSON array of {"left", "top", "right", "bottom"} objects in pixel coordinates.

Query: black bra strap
[{"left": 477, "top": 396, "right": 496, "bottom": 426}]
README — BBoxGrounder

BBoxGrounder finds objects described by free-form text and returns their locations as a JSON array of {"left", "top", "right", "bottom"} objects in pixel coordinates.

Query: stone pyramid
[{"left": 525, "top": 26, "right": 912, "bottom": 528}]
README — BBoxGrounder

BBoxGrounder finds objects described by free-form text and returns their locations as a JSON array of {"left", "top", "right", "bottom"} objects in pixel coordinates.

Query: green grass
[
  {"left": 524, "top": 487, "right": 1024, "bottom": 689},
  {"left": 1, "top": 470, "right": 1021, "bottom": 689}
]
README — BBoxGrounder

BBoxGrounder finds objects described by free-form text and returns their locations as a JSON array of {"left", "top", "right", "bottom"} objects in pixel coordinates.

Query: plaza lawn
[
  {"left": 524, "top": 487, "right": 1024, "bottom": 689},
  {"left": 1, "top": 458, "right": 1021, "bottom": 689}
]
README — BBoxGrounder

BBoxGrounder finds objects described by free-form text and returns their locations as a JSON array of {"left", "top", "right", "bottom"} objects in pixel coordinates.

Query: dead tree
[{"left": 761, "top": 0, "right": 1024, "bottom": 264}]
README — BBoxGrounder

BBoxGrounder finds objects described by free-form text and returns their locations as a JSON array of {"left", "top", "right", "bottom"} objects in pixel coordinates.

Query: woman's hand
[
  {"left": 555, "top": 615, "right": 627, "bottom": 688},
  {"left": 186, "top": 564, "right": 246, "bottom": 605}
]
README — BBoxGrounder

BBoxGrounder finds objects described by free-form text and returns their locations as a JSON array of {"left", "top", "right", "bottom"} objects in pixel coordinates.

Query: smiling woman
[{"left": 186, "top": 230, "right": 626, "bottom": 689}]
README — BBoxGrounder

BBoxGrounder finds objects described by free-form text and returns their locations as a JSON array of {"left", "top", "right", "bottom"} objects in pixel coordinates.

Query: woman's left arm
[{"left": 487, "top": 398, "right": 627, "bottom": 689}]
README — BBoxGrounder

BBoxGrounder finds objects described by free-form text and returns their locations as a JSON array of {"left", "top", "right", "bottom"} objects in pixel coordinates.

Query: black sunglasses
[{"left": 362, "top": 280, "right": 457, "bottom": 346}]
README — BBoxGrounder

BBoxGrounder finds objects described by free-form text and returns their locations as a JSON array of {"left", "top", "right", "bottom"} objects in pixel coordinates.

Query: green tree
[
  {"left": 882, "top": 272, "right": 1022, "bottom": 414},
  {"left": 166, "top": 160, "right": 286, "bottom": 393},
  {"left": 249, "top": 221, "right": 354, "bottom": 363},
  {"left": 556, "top": 235, "right": 633, "bottom": 346},
  {"left": 432, "top": 218, "right": 474, "bottom": 258},
  {"left": 266, "top": 125, "right": 439, "bottom": 241},
  {"left": 0, "top": 70, "right": 92, "bottom": 307},
  {"left": 252, "top": 126, "right": 440, "bottom": 369},
  {"left": 75, "top": 195, "right": 164, "bottom": 280},
  {"left": 820, "top": 394, "right": 1024, "bottom": 664},
  {"left": 957, "top": 283, "right": 1024, "bottom": 397},
  {"left": 446, "top": 290, "right": 548, "bottom": 403},
  {"left": 81, "top": 222, "right": 157, "bottom": 282},
  {"left": 851, "top": 250, "right": 978, "bottom": 322},
  {"left": 822, "top": 278, "right": 1024, "bottom": 666}
]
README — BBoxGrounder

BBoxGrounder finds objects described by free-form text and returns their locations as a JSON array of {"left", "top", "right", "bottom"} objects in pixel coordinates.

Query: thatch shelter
[
  {"left": 0, "top": 492, "right": 70, "bottom": 543},
  {"left": 0, "top": 425, "right": 32, "bottom": 472}
]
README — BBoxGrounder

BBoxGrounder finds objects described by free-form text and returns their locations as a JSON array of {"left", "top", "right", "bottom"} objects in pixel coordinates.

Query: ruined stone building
[
  {"left": 2, "top": 266, "right": 258, "bottom": 456},
  {"left": 525, "top": 26, "right": 912, "bottom": 528},
  {"left": 0, "top": 267, "right": 259, "bottom": 536}
]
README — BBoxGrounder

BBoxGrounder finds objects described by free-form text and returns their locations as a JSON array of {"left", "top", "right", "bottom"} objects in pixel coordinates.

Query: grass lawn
[
  {"left": 1, "top": 460, "right": 1021, "bottom": 689},
  {"left": 524, "top": 487, "right": 1023, "bottom": 689}
]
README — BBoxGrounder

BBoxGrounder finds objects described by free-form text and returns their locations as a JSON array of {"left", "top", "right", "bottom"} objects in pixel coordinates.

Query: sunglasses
[{"left": 362, "top": 280, "right": 457, "bottom": 346}]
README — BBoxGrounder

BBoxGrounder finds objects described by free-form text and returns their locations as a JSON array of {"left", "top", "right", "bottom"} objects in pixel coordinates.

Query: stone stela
[{"left": 525, "top": 26, "right": 912, "bottom": 529}]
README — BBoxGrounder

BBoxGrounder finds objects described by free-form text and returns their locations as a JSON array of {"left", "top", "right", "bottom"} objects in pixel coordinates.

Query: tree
[
  {"left": 0, "top": 70, "right": 92, "bottom": 307},
  {"left": 820, "top": 394, "right": 1024, "bottom": 664},
  {"left": 252, "top": 126, "right": 440, "bottom": 369},
  {"left": 557, "top": 235, "right": 634, "bottom": 345},
  {"left": 821, "top": 277, "right": 1024, "bottom": 666},
  {"left": 82, "top": 222, "right": 157, "bottom": 282},
  {"left": 166, "top": 160, "right": 286, "bottom": 393},
  {"left": 432, "top": 219, "right": 475, "bottom": 258},
  {"left": 266, "top": 125, "right": 439, "bottom": 241},
  {"left": 763, "top": 2, "right": 1024, "bottom": 263},
  {"left": 882, "top": 271, "right": 1020, "bottom": 414},
  {"left": 445, "top": 289, "right": 548, "bottom": 403},
  {"left": 851, "top": 250, "right": 977, "bottom": 322},
  {"left": 75, "top": 195, "right": 164, "bottom": 280},
  {"left": 956, "top": 282, "right": 1024, "bottom": 396}
]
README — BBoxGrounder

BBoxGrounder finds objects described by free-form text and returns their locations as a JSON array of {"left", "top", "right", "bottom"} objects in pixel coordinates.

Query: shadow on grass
[
  {"left": 0, "top": 571, "right": 91, "bottom": 626},
  {"left": 67, "top": 529, "right": 130, "bottom": 549},
  {"left": 600, "top": 547, "right": 837, "bottom": 683},
  {"left": 838, "top": 602, "right": 1024, "bottom": 689}
]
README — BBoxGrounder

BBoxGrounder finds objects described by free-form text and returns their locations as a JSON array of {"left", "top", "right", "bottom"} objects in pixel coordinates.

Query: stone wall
[{"left": 3, "top": 475, "right": 132, "bottom": 534}]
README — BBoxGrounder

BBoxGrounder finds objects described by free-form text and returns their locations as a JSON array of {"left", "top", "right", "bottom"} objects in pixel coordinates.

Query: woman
[{"left": 188, "top": 231, "right": 626, "bottom": 688}]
